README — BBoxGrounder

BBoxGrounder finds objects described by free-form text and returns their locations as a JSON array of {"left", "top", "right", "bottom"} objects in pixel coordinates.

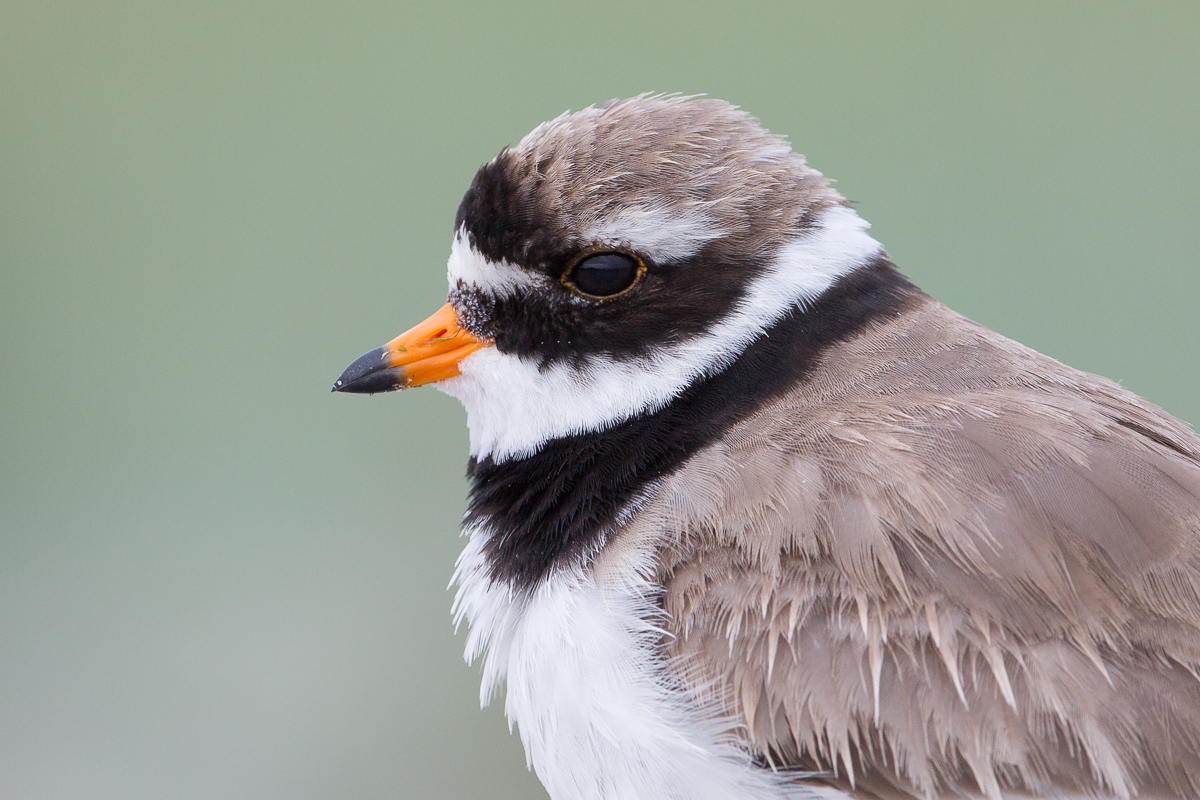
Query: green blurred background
[{"left": 1, "top": 2, "right": 1197, "bottom": 798}]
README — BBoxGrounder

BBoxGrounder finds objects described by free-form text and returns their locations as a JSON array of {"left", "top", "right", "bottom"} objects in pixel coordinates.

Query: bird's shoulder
[{"left": 645, "top": 297, "right": 1200, "bottom": 799}]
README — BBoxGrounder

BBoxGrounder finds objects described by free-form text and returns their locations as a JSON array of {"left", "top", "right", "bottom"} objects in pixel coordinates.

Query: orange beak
[{"left": 332, "top": 302, "right": 491, "bottom": 394}]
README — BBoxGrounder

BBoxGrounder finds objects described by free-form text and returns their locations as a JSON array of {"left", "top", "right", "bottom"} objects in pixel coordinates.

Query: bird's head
[{"left": 333, "top": 96, "right": 882, "bottom": 462}]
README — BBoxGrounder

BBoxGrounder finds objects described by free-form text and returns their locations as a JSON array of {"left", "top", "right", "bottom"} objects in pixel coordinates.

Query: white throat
[{"left": 436, "top": 205, "right": 882, "bottom": 462}]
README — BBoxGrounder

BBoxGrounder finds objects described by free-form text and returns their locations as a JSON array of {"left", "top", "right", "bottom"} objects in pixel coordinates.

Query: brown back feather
[{"left": 645, "top": 297, "right": 1200, "bottom": 799}]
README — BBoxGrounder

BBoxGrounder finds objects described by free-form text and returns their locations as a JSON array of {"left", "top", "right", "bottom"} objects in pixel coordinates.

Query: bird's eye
[{"left": 562, "top": 251, "right": 646, "bottom": 300}]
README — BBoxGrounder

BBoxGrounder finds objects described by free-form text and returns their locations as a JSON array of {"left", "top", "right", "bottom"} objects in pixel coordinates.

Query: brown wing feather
[{"left": 649, "top": 298, "right": 1200, "bottom": 799}]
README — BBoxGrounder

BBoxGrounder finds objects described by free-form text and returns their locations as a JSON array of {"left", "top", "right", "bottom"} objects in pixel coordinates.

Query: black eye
[{"left": 563, "top": 251, "right": 645, "bottom": 299}]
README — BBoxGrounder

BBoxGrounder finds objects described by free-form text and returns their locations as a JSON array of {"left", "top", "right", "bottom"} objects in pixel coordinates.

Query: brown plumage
[{"left": 637, "top": 296, "right": 1200, "bottom": 799}]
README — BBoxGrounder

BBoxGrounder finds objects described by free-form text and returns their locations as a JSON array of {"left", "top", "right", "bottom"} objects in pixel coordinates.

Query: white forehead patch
[
  {"left": 446, "top": 230, "right": 548, "bottom": 297},
  {"left": 437, "top": 205, "right": 883, "bottom": 462}
]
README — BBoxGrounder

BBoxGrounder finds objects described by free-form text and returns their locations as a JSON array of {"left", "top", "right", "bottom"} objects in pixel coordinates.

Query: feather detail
[
  {"left": 981, "top": 642, "right": 1017, "bottom": 712},
  {"left": 924, "top": 598, "right": 942, "bottom": 648},
  {"left": 868, "top": 632, "right": 884, "bottom": 724}
]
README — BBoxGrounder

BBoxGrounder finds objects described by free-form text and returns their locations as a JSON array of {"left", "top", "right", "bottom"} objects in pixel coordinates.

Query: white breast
[{"left": 451, "top": 529, "right": 848, "bottom": 800}]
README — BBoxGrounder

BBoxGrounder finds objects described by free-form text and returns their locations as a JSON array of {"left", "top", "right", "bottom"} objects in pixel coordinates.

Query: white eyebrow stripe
[{"left": 579, "top": 203, "right": 727, "bottom": 264}]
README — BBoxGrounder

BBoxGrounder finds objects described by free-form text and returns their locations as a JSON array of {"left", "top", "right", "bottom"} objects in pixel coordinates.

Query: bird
[{"left": 333, "top": 95, "right": 1200, "bottom": 800}]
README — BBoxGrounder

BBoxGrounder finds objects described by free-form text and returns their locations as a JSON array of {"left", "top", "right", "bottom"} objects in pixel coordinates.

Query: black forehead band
[{"left": 455, "top": 152, "right": 565, "bottom": 272}]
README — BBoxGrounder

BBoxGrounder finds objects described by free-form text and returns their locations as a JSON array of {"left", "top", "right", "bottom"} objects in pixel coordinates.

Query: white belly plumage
[{"left": 451, "top": 530, "right": 847, "bottom": 800}]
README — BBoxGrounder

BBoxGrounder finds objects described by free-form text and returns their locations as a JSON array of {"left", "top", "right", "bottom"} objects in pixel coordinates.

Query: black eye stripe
[
  {"left": 450, "top": 244, "right": 761, "bottom": 365},
  {"left": 562, "top": 251, "right": 645, "bottom": 300}
]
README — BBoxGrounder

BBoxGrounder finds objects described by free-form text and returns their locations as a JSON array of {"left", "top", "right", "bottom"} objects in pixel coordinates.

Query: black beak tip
[{"left": 332, "top": 347, "right": 405, "bottom": 395}]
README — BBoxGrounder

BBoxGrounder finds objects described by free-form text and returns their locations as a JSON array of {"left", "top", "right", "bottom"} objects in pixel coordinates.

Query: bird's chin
[
  {"left": 430, "top": 360, "right": 506, "bottom": 462},
  {"left": 432, "top": 348, "right": 577, "bottom": 464},
  {"left": 429, "top": 371, "right": 474, "bottom": 415}
]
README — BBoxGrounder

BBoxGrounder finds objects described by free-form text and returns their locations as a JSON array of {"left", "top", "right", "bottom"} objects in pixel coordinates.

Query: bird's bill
[{"left": 332, "top": 302, "right": 490, "bottom": 394}]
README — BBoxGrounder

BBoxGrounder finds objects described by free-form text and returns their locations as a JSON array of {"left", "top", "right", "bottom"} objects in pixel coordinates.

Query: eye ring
[{"left": 560, "top": 246, "right": 648, "bottom": 301}]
